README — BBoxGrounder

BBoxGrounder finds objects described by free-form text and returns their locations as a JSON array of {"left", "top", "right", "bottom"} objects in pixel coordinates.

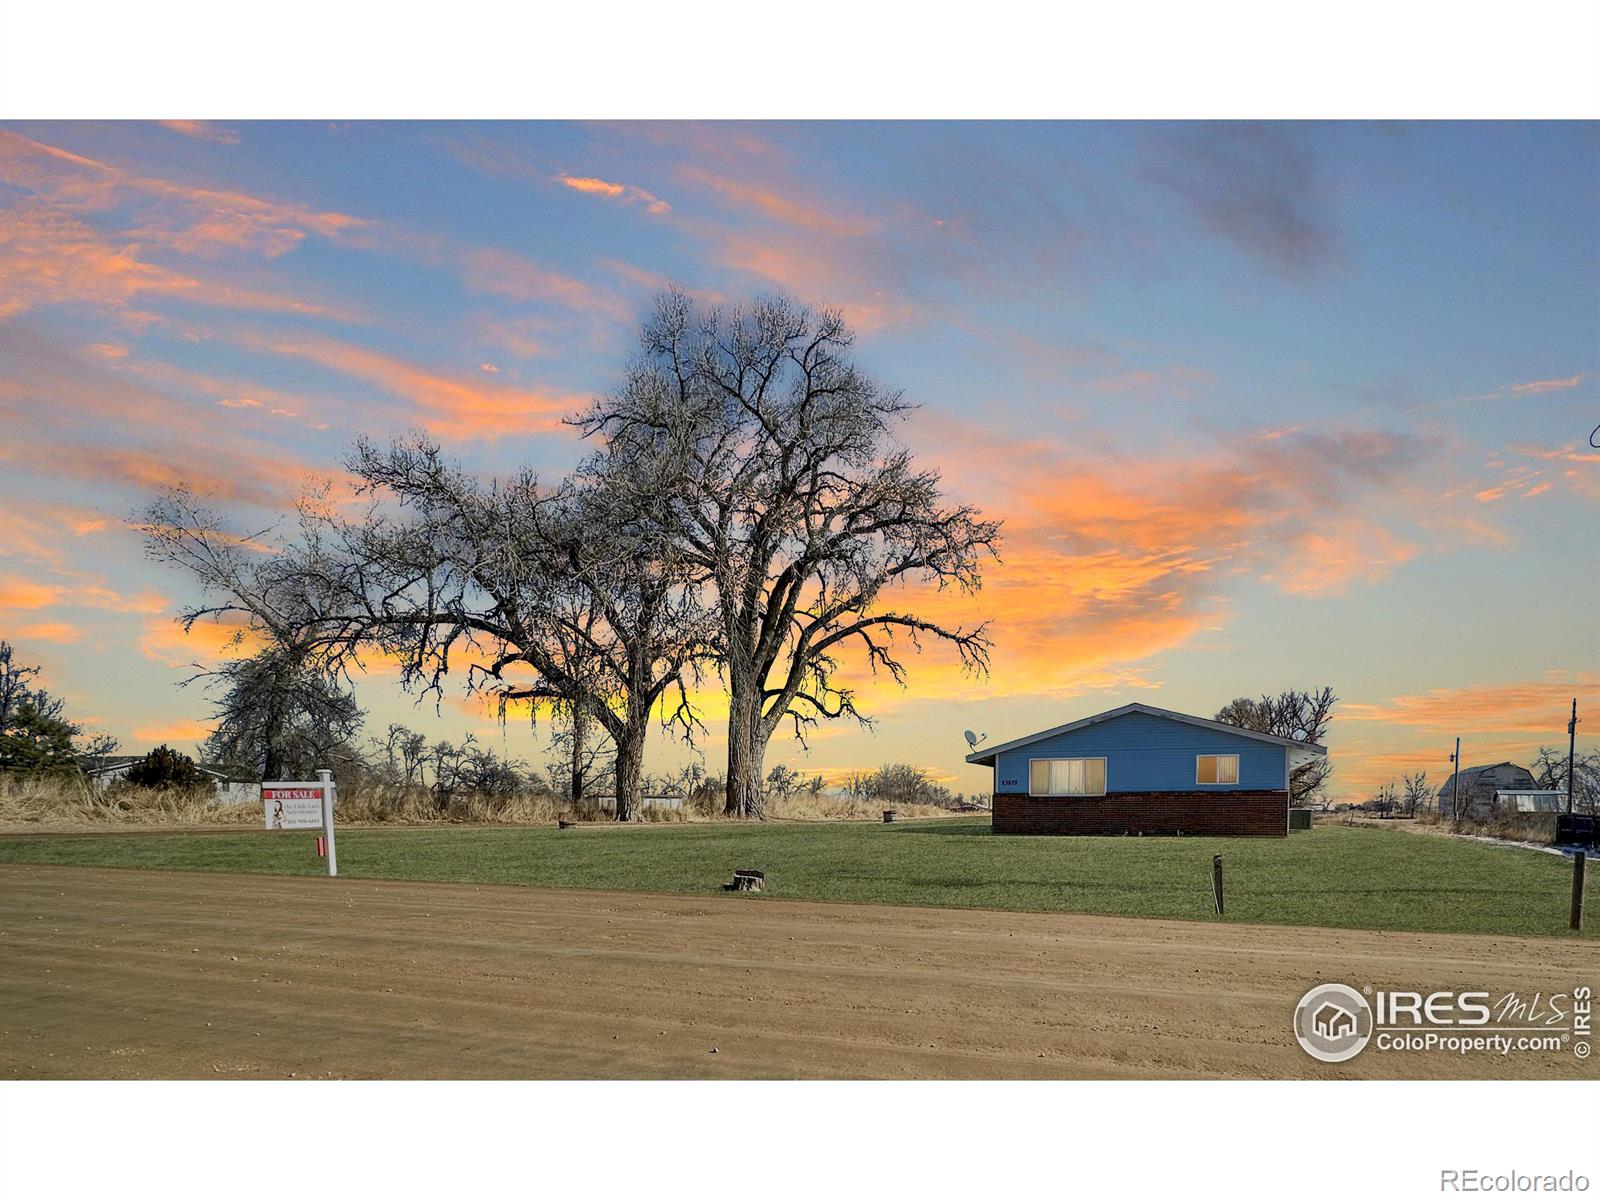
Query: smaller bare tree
[
  {"left": 1531, "top": 745, "right": 1600, "bottom": 815},
  {"left": 1215, "top": 687, "right": 1338, "bottom": 806},
  {"left": 1401, "top": 770, "right": 1430, "bottom": 817}
]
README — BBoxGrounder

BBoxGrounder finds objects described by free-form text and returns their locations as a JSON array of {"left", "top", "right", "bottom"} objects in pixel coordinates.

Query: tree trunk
[
  {"left": 261, "top": 693, "right": 285, "bottom": 783},
  {"left": 262, "top": 710, "right": 284, "bottom": 784},
  {"left": 613, "top": 718, "right": 647, "bottom": 823},
  {"left": 570, "top": 705, "right": 587, "bottom": 807},
  {"left": 724, "top": 680, "right": 766, "bottom": 819}
]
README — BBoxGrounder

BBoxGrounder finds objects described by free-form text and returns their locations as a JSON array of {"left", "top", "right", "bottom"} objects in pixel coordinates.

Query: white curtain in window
[
  {"left": 1050, "top": 759, "right": 1083, "bottom": 795},
  {"left": 1030, "top": 759, "right": 1050, "bottom": 794},
  {"left": 1084, "top": 757, "right": 1106, "bottom": 793},
  {"left": 1030, "top": 758, "right": 1106, "bottom": 795}
]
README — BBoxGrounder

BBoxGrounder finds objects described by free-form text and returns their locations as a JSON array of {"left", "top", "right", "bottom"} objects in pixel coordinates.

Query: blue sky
[{"left": 0, "top": 120, "right": 1594, "bottom": 796}]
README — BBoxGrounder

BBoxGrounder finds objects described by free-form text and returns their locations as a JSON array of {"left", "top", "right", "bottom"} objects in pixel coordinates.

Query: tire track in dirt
[{"left": 2, "top": 865, "right": 1595, "bottom": 1079}]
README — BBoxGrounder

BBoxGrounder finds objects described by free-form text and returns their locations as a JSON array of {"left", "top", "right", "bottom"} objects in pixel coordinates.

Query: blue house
[{"left": 965, "top": 702, "right": 1327, "bottom": 836}]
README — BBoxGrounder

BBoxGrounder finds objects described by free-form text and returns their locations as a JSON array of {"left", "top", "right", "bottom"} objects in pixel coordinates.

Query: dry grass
[
  {"left": 763, "top": 792, "right": 958, "bottom": 822},
  {"left": 0, "top": 773, "right": 963, "bottom": 833},
  {"left": 0, "top": 774, "right": 261, "bottom": 832},
  {"left": 1412, "top": 808, "right": 1560, "bottom": 845}
]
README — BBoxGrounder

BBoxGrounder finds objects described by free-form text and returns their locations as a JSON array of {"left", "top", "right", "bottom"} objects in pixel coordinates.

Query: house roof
[
  {"left": 964, "top": 702, "right": 1329, "bottom": 768},
  {"left": 85, "top": 755, "right": 143, "bottom": 770},
  {"left": 85, "top": 757, "right": 249, "bottom": 782},
  {"left": 1438, "top": 762, "right": 1535, "bottom": 792}
]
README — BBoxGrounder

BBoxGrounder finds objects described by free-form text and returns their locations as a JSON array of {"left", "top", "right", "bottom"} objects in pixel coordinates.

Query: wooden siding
[{"left": 990, "top": 710, "right": 1288, "bottom": 795}]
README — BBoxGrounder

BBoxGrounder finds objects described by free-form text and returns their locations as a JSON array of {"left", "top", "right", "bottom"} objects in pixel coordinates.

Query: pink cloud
[
  {"left": 557, "top": 173, "right": 670, "bottom": 214},
  {"left": 1508, "top": 375, "right": 1584, "bottom": 394},
  {"left": 156, "top": 121, "right": 240, "bottom": 145},
  {"left": 1342, "top": 675, "right": 1597, "bottom": 734},
  {"left": 239, "top": 332, "right": 583, "bottom": 440}
]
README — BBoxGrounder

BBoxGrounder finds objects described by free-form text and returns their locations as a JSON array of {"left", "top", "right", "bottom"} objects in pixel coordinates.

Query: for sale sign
[{"left": 262, "top": 784, "right": 326, "bottom": 830}]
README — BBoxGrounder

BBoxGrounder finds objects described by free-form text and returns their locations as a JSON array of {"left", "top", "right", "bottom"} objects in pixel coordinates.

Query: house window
[
  {"left": 1028, "top": 758, "right": 1107, "bottom": 796},
  {"left": 1196, "top": 754, "right": 1240, "bottom": 785}
]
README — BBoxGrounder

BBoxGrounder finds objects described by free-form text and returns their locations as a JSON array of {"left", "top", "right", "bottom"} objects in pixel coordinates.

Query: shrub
[{"left": 124, "top": 745, "right": 209, "bottom": 791}]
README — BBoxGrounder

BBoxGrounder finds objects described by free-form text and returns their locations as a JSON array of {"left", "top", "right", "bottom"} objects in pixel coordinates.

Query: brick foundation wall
[{"left": 992, "top": 790, "right": 1288, "bottom": 837}]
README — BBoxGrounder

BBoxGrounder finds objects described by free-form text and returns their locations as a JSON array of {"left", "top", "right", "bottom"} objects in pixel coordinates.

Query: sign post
[
  {"left": 262, "top": 773, "right": 338, "bottom": 878},
  {"left": 318, "top": 768, "right": 338, "bottom": 878}
]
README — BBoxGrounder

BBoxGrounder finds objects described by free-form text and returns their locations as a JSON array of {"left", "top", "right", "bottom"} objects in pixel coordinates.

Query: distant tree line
[{"left": 139, "top": 291, "right": 1001, "bottom": 820}]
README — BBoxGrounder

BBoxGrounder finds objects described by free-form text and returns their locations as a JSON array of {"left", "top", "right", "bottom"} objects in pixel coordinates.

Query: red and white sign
[{"left": 262, "top": 784, "right": 326, "bottom": 830}]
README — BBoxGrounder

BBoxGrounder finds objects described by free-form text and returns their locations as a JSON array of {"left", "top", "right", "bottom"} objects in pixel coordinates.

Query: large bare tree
[
  {"left": 296, "top": 436, "right": 708, "bottom": 821},
  {"left": 139, "top": 486, "right": 360, "bottom": 780},
  {"left": 576, "top": 291, "right": 1001, "bottom": 817},
  {"left": 143, "top": 442, "right": 707, "bottom": 820},
  {"left": 1214, "top": 687, "right": 1338, "bottom": 806}
]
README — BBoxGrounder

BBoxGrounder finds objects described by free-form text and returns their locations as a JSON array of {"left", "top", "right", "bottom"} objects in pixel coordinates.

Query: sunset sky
[{"left": 0, "top": 120, "right": 1595, "bottom": 799}]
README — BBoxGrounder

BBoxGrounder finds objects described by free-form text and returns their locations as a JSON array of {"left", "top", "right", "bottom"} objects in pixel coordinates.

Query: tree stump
[
  {"left": 725, "top": 869, "right": 764, "bottom": 892},
  {"left": 882, "top": 810, "right": 897, "bottom": 823}
]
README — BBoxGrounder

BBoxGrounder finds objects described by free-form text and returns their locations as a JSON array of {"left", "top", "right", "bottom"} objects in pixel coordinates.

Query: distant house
[
  {"left": 85, "top": 756, "right": 257, "bottom": 805},
  {"left": 965, "top": 702, "right": 1326, "bottom": 837},
  {"left": 1437, "top": 763, "right": 1538, "bottom": 819}
]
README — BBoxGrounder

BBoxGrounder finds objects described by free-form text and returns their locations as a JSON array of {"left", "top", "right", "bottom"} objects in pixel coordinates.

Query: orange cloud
[
  {"left": 558, "top": 174, "right": 670, "bottom": 214},
  {"left": 561, "top": 175, "right": 622, "bottom": 198},
  {"left": 0, "top": 131, "right": 362, "bottom": 254},
  {"left": 13, "top": 621, "right": 83, "bottom": 644},
  {"left": 442, "top": 135, "right": 670, "bottom": 218},
  {"left": 242, "top": 333, "right": 582, "bottom": 440},
  {"left": 0, "top": 202, "right": 349, "bottom": 321},
  {"left": 884, "top": 418, "right": 1443, "bottom": 702},
  {"left": 1509, "top": 375, "right": 1583, "bottom": 394},
  {"left": 130, "top": 719, "right": 211, "bottom": 745},
  {"left": 1342, "top": 676, "right": 1598, "bottom": 735},
  {"left": 137, "top": 612, "right": 264, "bottom": 668},
  {"left": 1332, "top": 732, "right": 1583, "bottom": 800},
  {"left": 0, "top": 437, "right": 293, "bottom": 508},
  {"left": 1486, "top": 445, "right": 1600, "bottom": 505},
  {"left": 712, "top": 230, "right": 917, "bottom": 333},
  {"left": 1269, "top": 521, "right": 1418, "bottom": 596},
  {"left": 679, "top": 166, "right": 876, "bottom": 238},
  {"left": 0, "top": 574, "right": 165, "bottom": 616},
  {"left": 156, "top": 121, "right": 240, "bottom": 145},
  {"left": 453, "top": 245, "right": 629, "bottom": 319},
  {"left": 0, "top": 131, "right": 362, "bottom": 319},
  {"left": 0, "top": 578, "right": 62, "bottom": 610},
  {"left": 116, "top": 356, "right": 326, "bottom": 425},
  {"left": 0, "top": 497, "right": 121, "bottom": 573}
]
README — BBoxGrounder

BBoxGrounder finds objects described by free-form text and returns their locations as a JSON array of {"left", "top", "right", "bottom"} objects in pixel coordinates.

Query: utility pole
[
  {"left": 1568, "top": 698, "right": 1580, "bottom": 816},
  {"left": 1450, "top": 737, "right": 1462, "bottom": 828}
]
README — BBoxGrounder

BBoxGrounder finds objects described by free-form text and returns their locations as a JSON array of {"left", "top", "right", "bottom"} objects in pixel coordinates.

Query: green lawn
[{"left": 0, "top": 819, "right": 1590, "bottom": 939}]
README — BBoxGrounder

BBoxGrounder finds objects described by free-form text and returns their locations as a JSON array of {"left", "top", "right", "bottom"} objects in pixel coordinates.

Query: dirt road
[{"left": 2, "top": 864, "right": 1594, "bottom": 1079}]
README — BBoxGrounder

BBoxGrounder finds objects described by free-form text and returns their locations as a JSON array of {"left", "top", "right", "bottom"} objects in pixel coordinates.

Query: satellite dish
[{"left": 964, "top": 730, "right": 987, "bottom": 749}]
